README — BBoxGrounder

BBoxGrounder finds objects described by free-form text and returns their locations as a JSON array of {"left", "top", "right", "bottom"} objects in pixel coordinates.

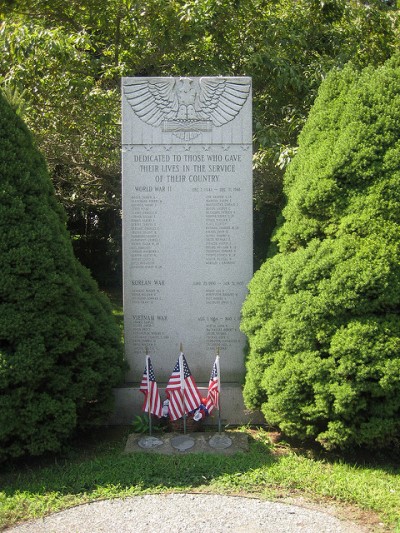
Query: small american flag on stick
[
  {"left": 139, "top": 355, "right": 162, "bottom": 418},
  {"left": 165, "top": 352, "right": 202, "bottom": 421},
  {"left": 206, "top": 355, "right": 220, "bottom": 414}
]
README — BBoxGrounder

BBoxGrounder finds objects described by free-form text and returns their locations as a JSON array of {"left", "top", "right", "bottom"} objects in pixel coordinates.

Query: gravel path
[{"left": 6, "top": 493, "right": 367, "bottom": 532}]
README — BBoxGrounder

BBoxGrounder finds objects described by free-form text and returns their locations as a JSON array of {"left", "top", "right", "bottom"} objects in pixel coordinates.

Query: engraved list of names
[{"left": 122, "top": 77, "right": 252, "bottom": 382}]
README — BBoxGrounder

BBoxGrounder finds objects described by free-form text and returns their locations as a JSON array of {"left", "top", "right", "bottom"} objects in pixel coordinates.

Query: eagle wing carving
[
  {"left": 198, "top": 77, "right": 251, "bottom": 126},
  {"left": 123, "top": 77, "right": 250, "bottom": 133},
  {"left": 123, "top": 79, "right": 178, "bottom": 127}
]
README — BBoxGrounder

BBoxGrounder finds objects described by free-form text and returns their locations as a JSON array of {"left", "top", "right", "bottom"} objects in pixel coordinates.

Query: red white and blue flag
[
  {"left": 206, "top": 355, "right": 220, "bottom": 413},
  {"left": 139, "top": 355, "right": 162, "bottom": 418},
  {"left": 165, "top": 352, "right": 202, "bottom": 421}
]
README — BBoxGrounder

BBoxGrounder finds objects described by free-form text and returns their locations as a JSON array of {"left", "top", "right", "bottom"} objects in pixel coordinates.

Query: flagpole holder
[
  {"left": 209, "top": 433, "right": 232, "bottom": 450},
  {"left": 138, "top": 435, "right": 164, "bottom": 449},
  {"left": 170, "top": 434, "right": 195, "bottom": 451}
]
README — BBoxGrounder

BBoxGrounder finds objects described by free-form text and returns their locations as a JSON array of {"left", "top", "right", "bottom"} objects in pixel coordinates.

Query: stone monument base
[
  {"left": 109, "top": 384, "right": 264, "bottom": 426},
  {"left": 124, "top": 431, "right": 248, "bottom": 455}
]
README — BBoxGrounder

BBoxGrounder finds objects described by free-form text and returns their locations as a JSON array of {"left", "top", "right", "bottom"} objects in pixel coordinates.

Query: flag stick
[
  {"left": 179, "top": 344, "right": 186, "bottom": 434},
  {"left": 216, "top": 347, "right": 221, "bottom": 434},
  {"left": 145, "top": 350, "right": 152, "bottom": 437}
]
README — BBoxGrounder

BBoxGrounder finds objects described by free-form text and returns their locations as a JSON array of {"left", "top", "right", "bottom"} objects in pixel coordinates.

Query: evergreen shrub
[
  {"left": 241, "top": 55, "right": 400, "bottom": 450},
  {"left": 0, "top": 94, "right": 125, "bottom": 461}
]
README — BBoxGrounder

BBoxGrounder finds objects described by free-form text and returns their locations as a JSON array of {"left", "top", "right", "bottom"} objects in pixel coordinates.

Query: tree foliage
[
  {"left": 1, "top": 0, "right": 399, "bottom": 276},
  {"left": 241, "top": 54, "right": 400, "bottom": 450},
  {"left": 0, "top": 93, "right": 125, "bottom": 461}
]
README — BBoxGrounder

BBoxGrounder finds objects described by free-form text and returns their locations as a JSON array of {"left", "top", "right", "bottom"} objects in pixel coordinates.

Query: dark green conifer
[
  {"left": 0, "top": 94, "right": 125, "bottom": 461},
  {"left": 241, "top": 55, "right": 400, "bottom": 450}
]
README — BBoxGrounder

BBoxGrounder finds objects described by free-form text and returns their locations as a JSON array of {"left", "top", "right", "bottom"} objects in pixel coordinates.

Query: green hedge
[
  {"left": 241, "top": 55, "right": 400, "bottom": 450},
  {"left": 0, "top": 94, "right": 125, "bottom": 461}
]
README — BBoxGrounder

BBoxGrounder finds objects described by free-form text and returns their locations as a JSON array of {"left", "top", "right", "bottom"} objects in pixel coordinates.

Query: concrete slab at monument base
[
  {"left": 124, "top": 432, "right": 248, "bottom": 455},
  {"left": 109, "top": 384, "right": 265, "bottom": 426}
]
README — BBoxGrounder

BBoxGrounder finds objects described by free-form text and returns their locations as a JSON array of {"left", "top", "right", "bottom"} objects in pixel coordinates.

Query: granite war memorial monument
[{"left": 113, "top": 76, "right": 256, "bottom": 423}]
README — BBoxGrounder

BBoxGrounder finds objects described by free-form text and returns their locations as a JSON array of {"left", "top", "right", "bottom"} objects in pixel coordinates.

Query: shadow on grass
[
  {"left": 265, "top": 430, "right": 400, "bottom": 476},
  {"left": 0, "top": 427, "right": 277, "bottom": 498},
  {"left": 2, "top": 425, "right": 399, "bottom": 506}
]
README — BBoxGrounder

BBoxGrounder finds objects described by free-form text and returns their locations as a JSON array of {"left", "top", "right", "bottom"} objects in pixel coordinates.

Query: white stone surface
[
  {"left": 121, "top": 77, "right": 252, "bottom": 383},
  {"left": 7, "top": 494, "right": 367, "bottom": 533}
]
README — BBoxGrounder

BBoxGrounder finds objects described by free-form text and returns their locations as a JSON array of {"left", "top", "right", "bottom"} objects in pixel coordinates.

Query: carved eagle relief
[{"left": 123, "top": 77, "right": 251, "bottom": 140}]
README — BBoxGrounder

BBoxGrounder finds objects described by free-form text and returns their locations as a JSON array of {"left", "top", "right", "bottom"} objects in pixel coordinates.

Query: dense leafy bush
[
  {"left": 0, "top": 94, "right": 125, "bottom": 462},
  {"left": 241, "top": 55, "right": 400, "bottom": 450}
]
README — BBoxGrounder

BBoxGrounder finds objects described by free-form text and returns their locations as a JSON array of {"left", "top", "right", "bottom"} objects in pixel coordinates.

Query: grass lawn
[
  {"left": 2, "top": 292, "right": 398, "bottom": 530},
  {"left": 1, "top": 426, "right": 399, "bottom": 531}
]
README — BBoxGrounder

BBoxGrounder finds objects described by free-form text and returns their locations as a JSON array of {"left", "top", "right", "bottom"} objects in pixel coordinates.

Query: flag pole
[
  {"left": 216, "top": 346, "right": 221, "bottom": 434},
  {"left": 145, "top": 348, "right": 152, "bottom": 437},
  {"left": 179, "top": 343, "right": 186, "bottom": 434}
]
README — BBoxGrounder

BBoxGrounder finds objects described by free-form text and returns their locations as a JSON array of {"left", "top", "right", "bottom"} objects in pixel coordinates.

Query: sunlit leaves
[{"left": 1, "top": 0, "right": 399, "bottom": 278}]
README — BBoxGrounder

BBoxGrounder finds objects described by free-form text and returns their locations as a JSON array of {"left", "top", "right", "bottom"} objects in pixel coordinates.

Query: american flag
[
  {"left": 165, "top": 353, "right": 202, "bottom": 421},
  {"left": 139, "top": 356, "right": 162, "bottom": 418},
  {"left": 206, "top": 355, "right": 220, "bottom": 413}
]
